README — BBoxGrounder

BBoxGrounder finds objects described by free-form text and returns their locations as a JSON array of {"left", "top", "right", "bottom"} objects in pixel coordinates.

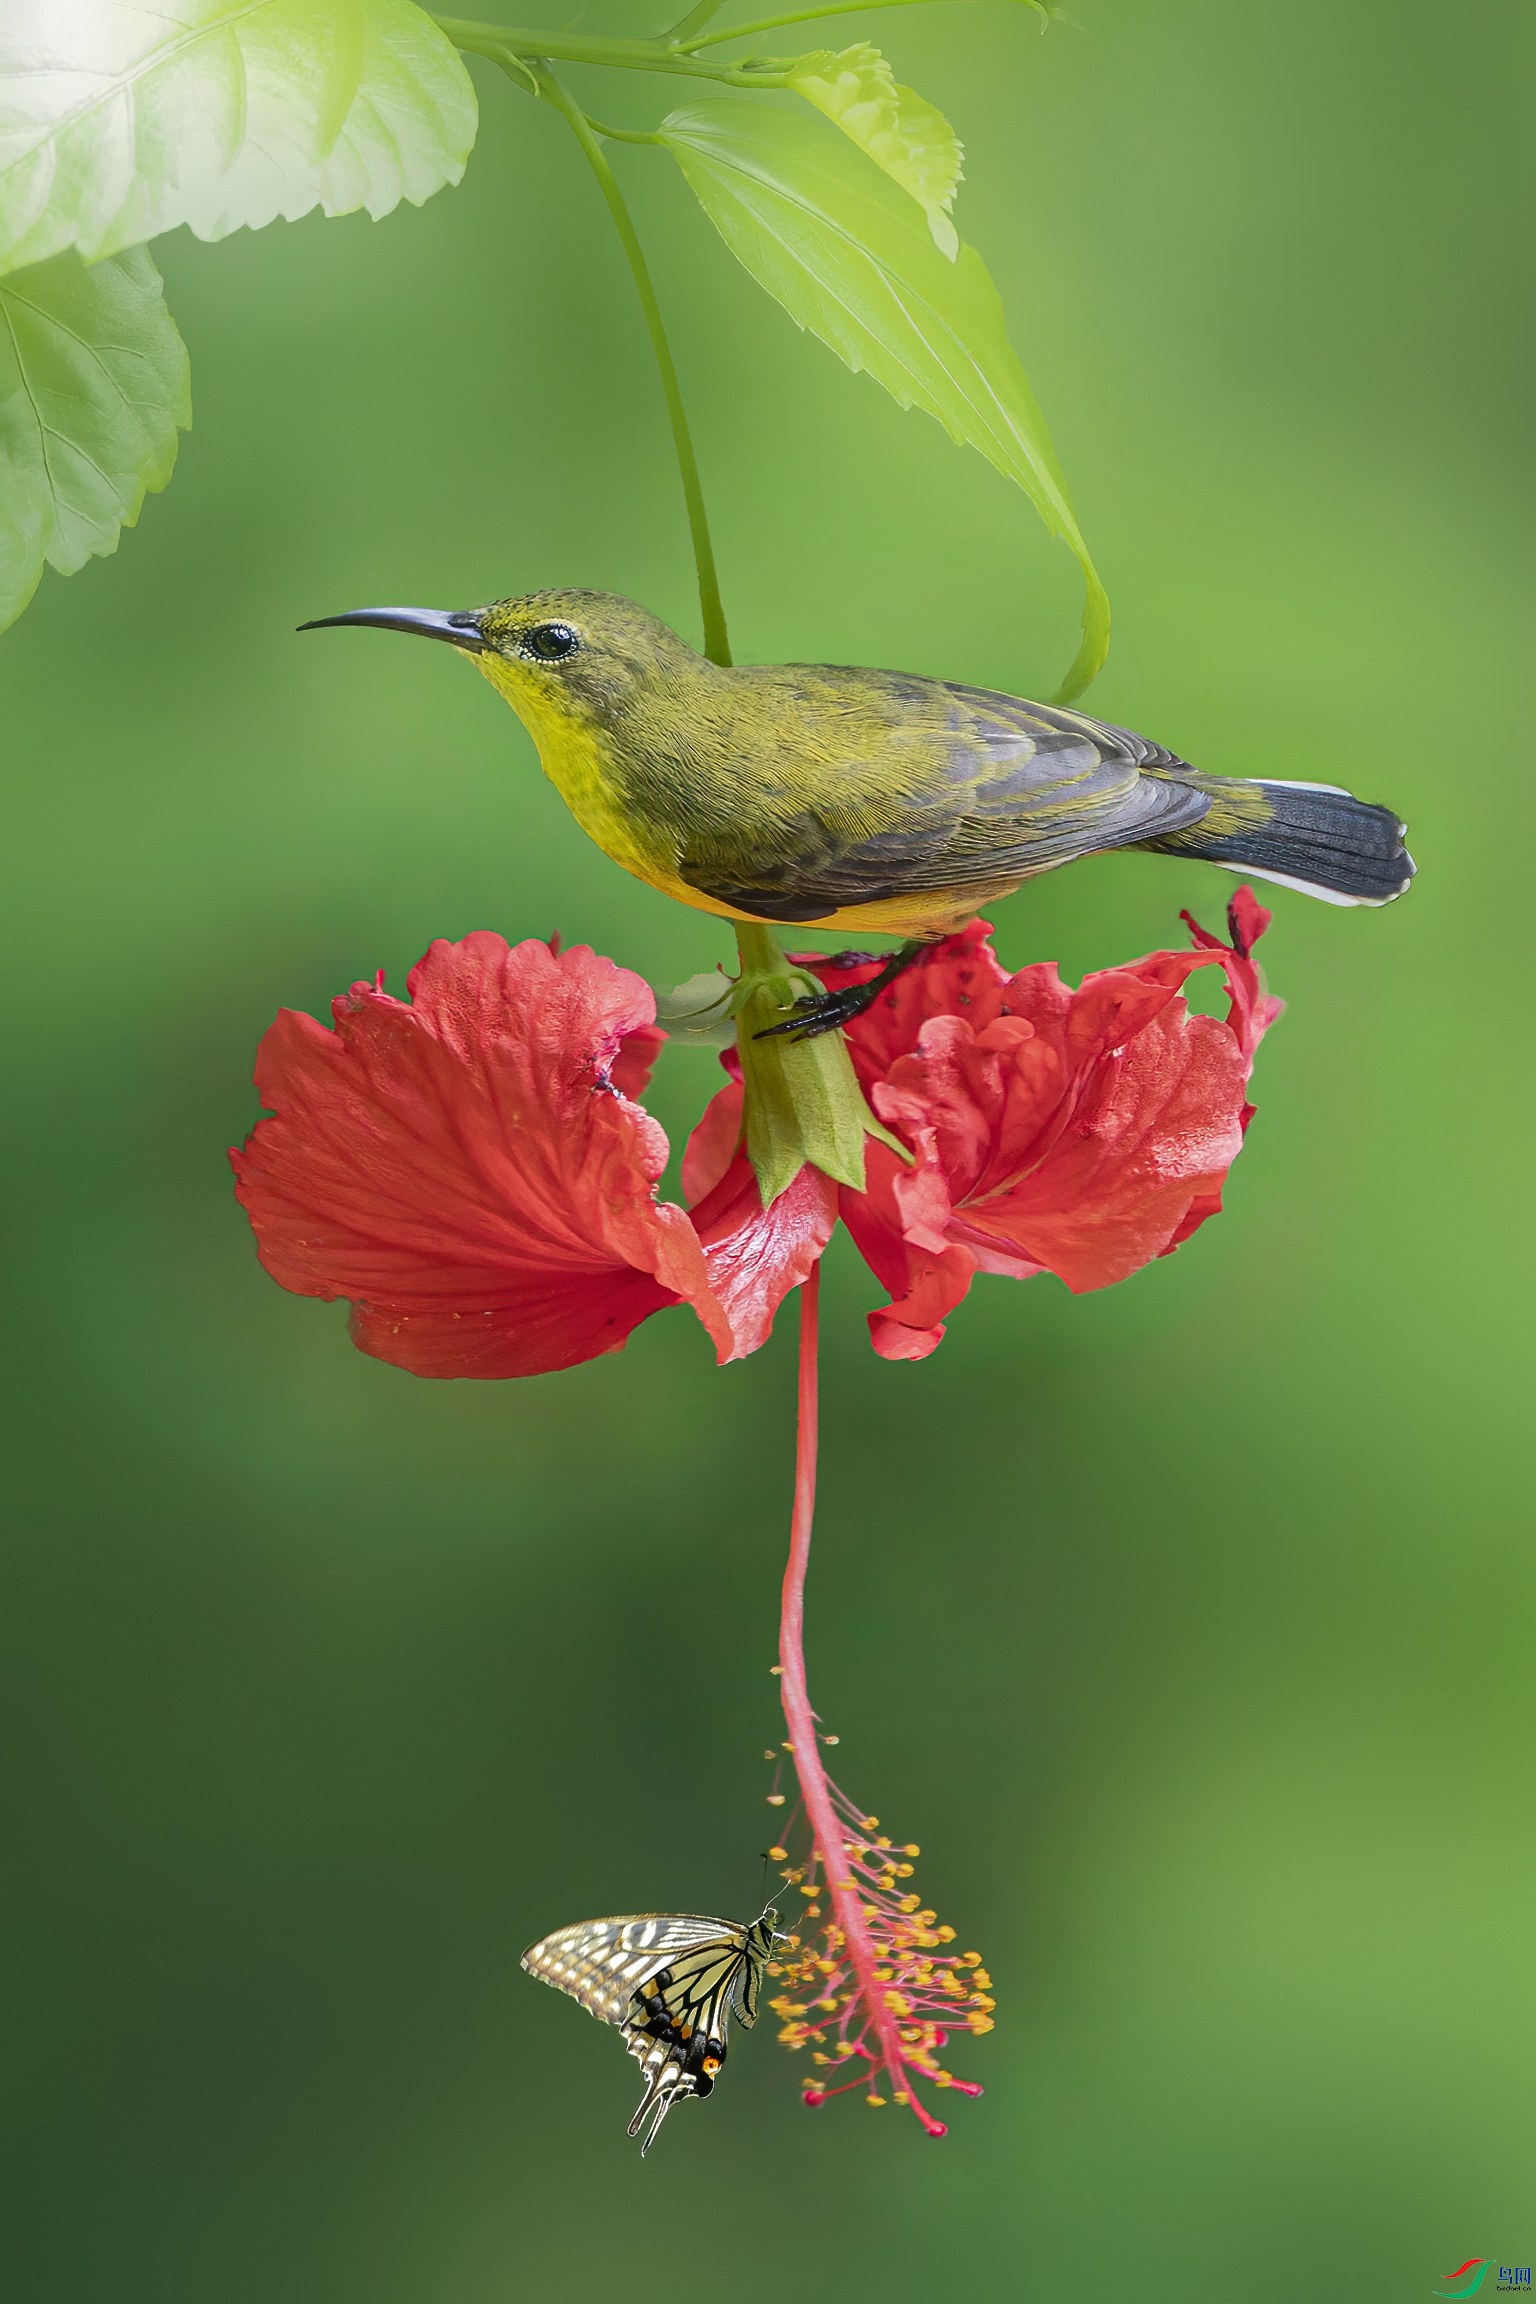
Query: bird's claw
[{"left": 754, "top": 986, "right": 870, "bottom": 1043}]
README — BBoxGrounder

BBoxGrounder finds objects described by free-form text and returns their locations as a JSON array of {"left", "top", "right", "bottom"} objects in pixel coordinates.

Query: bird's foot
[
  {"left": 754, "top": 940, "right": 928, "bottom": 1044},
  {"left": 755, "top": 982, "right": 880, "bottom": 1043}
]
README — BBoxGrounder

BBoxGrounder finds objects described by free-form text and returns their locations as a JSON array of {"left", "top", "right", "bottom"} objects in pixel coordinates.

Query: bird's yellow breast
[{"left": 474, "top": 652, "right": 700, "bottom": 896}]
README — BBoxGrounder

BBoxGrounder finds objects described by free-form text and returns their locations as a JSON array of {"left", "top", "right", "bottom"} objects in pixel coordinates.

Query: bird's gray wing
[{"left": 682, "top": 683, "right": 1208, "bottom": 921}]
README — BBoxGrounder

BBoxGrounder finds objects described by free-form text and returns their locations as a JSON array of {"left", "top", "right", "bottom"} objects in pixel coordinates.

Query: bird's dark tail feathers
[{"left": 1142, "top": 779, "right": 1415, "bottom": 906}]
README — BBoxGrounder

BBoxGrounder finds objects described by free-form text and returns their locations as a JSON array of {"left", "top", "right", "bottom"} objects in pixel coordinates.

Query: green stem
[
  {"left": 583, "top": 116, "right": 663, "bottom": 144},
  {"left": 666, "top": 0, "right": 731, "bottom": 36},
  {"left": 683, "top": 0, "right": 1045, "bottom": 45},
  {"left": 529, "top": 65, "right": 732, "bottom": 666},
  {"left": 435, "top": 16, "right": 791, "bottom": 82}
]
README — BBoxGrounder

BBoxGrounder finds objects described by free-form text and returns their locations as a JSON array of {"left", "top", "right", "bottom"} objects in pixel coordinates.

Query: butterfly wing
[{"left": 521, "top": 1913, "right": 729, "bottom": 2026}]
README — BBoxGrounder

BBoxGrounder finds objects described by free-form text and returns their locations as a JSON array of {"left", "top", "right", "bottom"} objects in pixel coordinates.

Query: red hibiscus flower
[
  {"left": 684, "top": 888, "right": 1281, "bottom": 1361},
  {"left": 233, "top": 896, "right": 1275, "bottom": 1379}
]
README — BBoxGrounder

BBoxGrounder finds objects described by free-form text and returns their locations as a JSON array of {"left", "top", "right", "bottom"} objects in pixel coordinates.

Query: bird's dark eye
[{"left": 524, "top": 621, "right": 580, "bottom": 663}]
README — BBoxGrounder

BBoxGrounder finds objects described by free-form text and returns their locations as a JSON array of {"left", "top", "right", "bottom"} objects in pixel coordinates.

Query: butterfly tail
[{"left": 628, "top": 2055, "right": 688, "bottom": 2155}]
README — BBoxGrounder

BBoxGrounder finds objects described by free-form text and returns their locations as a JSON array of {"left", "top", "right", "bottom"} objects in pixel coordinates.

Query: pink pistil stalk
[{"left": 774, "top": 1266, "right": 991, "bottom": 2134}]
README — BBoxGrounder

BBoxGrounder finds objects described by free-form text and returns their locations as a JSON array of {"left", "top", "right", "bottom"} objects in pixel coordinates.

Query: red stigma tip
[
  {"left": 927, "top": 2122, "right": 948, "bottom": 2138},
  {"left": 803, "top": 2090, "right": 827, "bottom": 2108}
]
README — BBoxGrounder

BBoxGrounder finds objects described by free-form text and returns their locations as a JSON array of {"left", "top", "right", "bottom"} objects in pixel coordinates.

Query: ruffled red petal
[
  {"left": 818, "top": 900, "right": 1279, "bottom": 1340},
  {"left": 690, "top": 1152, "right": 839, "bottom": 1360},
  {"left": 681, "top": 1073, "right": 840, "bottom": 1357},
  {"left": 232, "top": 933, "right": 733, "bottom": 1378}
]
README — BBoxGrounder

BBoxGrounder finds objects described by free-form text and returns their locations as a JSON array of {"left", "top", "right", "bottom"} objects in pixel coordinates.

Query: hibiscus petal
[
  {"left": 837, "top": 1142, "right": 976, "bottom": 1359},
  {"left": 832, "top": 906, "right": 1281, "bottom": 1343},
  {"left": 232, "top": 933, "right": 734, "bottom": 1378},
  {"left": 689, "top": 1153, "right": 839, "bottom": 1360},
  {"left": 945, "top": 1002, "right": 1250, "bottom": 1290},
  {"left": 681, "top": 1069, "right": 745, "bottom": 1207}
]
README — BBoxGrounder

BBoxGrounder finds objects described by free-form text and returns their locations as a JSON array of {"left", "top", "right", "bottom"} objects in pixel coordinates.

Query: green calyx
[{"left": 730, "top": 923, "right": 904, "bottom": 1207}]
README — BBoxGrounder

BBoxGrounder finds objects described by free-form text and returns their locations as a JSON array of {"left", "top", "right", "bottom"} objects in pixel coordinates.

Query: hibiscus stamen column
[{"left": 777, "top": 1264, "right": 950, "bottom": 2137}]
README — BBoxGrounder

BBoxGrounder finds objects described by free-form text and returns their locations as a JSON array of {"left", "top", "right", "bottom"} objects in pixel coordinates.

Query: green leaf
[
  {"left": 660, "top": 100, "right": 1109, "bottom": 699},
  {"left": 0, "top": 247, "right": 190, "bottom": 633},
  {"left": 782, "top": 45, "right": 962, "bottom": 259},
  {"left": 0, "top": 0, "right": 477, "bottom": 277}
]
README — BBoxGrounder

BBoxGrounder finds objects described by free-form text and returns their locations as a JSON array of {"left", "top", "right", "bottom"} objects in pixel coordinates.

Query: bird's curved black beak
[{"left": 297, "top": 605, "right": 489, "bottom": 651}]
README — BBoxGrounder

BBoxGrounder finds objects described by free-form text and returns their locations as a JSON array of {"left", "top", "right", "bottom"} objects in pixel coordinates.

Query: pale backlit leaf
[
  {"left": 660, "top": 101, "right": 1108, "bottom": 699},
  {"left": 0, "top": 0, "right": 477, "bottom": 277},
  {"left": 0, "top": 246, "right": 190, "bottom": 632}
]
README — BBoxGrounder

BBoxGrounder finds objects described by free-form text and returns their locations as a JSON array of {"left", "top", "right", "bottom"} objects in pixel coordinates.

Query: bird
[
  {"left": 521, "top": 1905, "right": 779, "bottom": 2152},
  {"left": 301, "top": 589, "right": 1414, "bottom": 1037}
]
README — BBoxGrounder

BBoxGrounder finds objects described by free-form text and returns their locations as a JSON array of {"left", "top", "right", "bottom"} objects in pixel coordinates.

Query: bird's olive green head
[{"left": 299, "top": 588, "right": 711, "bottom": 737}]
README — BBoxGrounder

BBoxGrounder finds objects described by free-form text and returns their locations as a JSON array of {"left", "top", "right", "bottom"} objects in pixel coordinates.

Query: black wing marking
[{"left": 681, "top": 686, "right": 1208, "bottom": 921}]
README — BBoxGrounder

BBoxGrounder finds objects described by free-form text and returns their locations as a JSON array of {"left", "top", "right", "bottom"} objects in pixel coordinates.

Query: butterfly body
[{"left": 522, "top": 1906, "right": 778, "bottom": 2152}]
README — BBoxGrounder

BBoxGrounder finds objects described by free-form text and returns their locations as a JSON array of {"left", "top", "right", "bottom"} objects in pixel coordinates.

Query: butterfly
[{"left": 521, "top": 1904, "right": 780, "bottom": 2153}]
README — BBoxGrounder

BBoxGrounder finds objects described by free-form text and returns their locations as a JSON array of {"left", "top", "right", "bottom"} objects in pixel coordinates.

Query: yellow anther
[
  {"left": 865, "top": 2094, "right": 886, "bottom": 2107},
  {"left": 935, "top": 1925, "right": 955, "bottom": 1942},
  {"left": 862, "top": 1816, "right": 880, "bottom": 1829},
  {"left": 899, "top": 1896, "right": 921, "bottom": 1913},
  {"left": 766, "top": 1793, "right": 786, "bottom": 1806},
  {"left": 766, "top": 1846, "right": 788, "bottom": 1862},
  {"left": 970, "top": 1970, "right": 992, "bottom": 1988},
  {"left": 904, "top": 1844, "right": 921, "bottom": 1857}
]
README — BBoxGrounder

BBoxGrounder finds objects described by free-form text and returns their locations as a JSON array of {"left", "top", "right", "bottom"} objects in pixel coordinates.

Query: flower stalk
[{"left": 772, "top": 1266, "right": 989, "bottom": 2133}]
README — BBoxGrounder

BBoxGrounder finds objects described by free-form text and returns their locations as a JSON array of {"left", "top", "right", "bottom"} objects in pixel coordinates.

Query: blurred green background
[{"left": 3, "top": 0, "right": 1530, "bottom": 2296}]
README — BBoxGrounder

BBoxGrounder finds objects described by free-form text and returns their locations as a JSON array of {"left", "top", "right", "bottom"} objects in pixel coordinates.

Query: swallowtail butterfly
[{"left": 522, "top": 1905, "right": 779, "bottom": 2152}]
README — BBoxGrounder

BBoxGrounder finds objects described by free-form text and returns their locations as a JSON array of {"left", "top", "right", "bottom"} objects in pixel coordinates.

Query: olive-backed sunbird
[{"left": 302, "top": 588, "right": 1414, "bottom": 1034}]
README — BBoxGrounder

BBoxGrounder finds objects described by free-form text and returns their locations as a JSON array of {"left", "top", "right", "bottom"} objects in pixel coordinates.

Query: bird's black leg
[{"left": 754, "top": 939, "right": 932, "bottom": 1044}]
